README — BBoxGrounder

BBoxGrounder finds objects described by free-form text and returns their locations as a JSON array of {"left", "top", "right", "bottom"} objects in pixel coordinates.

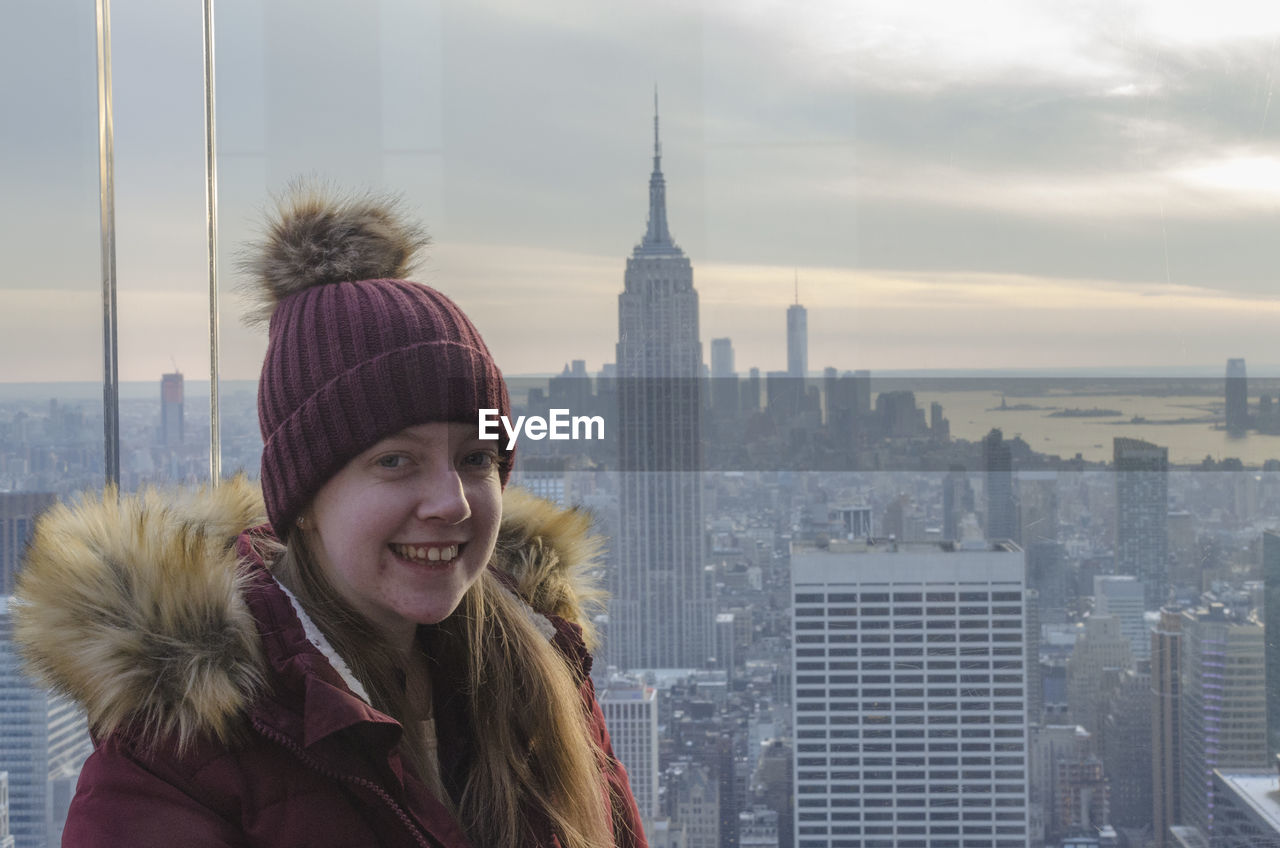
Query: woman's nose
[{"left": 415, "top": 468, "right": 472, "bottom": 524}]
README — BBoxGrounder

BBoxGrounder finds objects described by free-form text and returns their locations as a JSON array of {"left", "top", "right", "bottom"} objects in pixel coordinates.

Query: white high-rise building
[
  {"left": 791, "top": 540, "right": 1030, "bottom": 848},
  {"left": 612, "top": 96, "right": 712, "bottom": 670},
  {"left": 1094, "top": 575, "right": 1149, "bottom": 660},
  {"left": 600, "top": 678, "right": 660, "bottom": 825},
  {"left": 0, "top": 598, "right": 92, "bottom": 848}
]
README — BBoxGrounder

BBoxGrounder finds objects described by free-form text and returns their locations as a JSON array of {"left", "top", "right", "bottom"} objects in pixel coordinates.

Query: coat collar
[
  {"left": 14, "top": 476, "right": 605, "bottom": 754},
  {"left": 233, "top": 555, "right": 397, "bottom": 751}
]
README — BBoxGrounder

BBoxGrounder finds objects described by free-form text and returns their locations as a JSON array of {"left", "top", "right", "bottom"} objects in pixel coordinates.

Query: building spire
[
  {"left": 653, "top": 87, "right": 661, "bottom": 169},
  {"left": 641, "top": 87, "right": 674, "bottom": 250}
]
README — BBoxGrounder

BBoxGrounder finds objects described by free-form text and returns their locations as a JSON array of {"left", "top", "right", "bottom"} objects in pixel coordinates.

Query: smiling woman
[
  {"left": 14, "top": 186, "right": 648, "bottom": 848},
  {"left": 304, "top": 422, "right": 504, "bottom": 640},
  {"left": 11, "top": 2, "right": 1280, "bottom": 847}
]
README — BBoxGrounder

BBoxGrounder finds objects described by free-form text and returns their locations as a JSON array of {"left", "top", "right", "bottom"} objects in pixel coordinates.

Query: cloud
[
  {"left": 6, "top": 0, "right": 1280, "bottom": 382},
  {"left": 697, "top": 261, "right": 1280, "bottom": 373},
  {"left": 835, "top": 149, "right": 1280, "bottom": 220},
  {"left": 712, "top": 0, "right": 1280, "bottom": 90},
  {"left": 1177, "top": 153, "right": 1280, "bottom": 200}
]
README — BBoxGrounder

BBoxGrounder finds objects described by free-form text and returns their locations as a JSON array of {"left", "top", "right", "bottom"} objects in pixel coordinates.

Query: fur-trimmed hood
[{"left": 13, "top": 476, "right": 605, "bottom": 751}]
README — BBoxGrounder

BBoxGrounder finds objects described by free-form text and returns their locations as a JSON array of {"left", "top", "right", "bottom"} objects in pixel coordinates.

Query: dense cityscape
[{"left": 3, "top": 116, "right": 1280, "bottom": 848}]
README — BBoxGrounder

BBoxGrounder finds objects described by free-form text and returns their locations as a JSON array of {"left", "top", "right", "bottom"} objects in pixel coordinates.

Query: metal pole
[
  {"left": 203, "top": 0, "right": 222, "bottom": 484},
  {"left": 95, "top": 0, "right": 120, "bottom": 489}
]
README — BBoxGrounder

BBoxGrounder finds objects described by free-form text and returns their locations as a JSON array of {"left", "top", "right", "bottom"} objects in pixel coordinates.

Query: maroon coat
[{"left": 15, "top": 480, "right": 647, "bottom": 848}]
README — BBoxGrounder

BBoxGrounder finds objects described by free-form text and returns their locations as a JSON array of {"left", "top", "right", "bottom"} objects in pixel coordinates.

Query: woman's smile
[{"left": 388, "top": 542, "right": 464, "bottom": 564}]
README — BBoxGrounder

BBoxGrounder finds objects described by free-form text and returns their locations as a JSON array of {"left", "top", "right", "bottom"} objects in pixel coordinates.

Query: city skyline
[
  {"left": 5, "top": 2, "right": 1280, "bottom": 382},
  {"left": 7, "top": 8, "right": 1280, "bottom": 839},
  {"left": 6, "top": 353, "right": 1280, "bottom": 843}
]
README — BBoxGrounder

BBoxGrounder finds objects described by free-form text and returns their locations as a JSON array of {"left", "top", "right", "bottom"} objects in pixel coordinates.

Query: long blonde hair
[{"left": 270, "top": 531, "right": 617, "bottom": 848}]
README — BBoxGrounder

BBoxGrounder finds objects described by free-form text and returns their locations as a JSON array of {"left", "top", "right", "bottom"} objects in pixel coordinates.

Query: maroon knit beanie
[{"left": 244, "top": 187, "right": 512, "bottom": 535}]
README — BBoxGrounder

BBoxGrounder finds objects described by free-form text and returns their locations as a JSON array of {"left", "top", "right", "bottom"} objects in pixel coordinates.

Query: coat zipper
[{"left": 251, "top": 717, "right": 436, "bottom": 848}]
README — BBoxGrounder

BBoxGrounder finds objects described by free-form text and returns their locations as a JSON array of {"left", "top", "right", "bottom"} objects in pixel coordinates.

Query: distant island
[
  {"left": 989, "top": 403, "right": 1054, "bottom": 412},
  {"left": 1048, "top": 407, "right": 1122, "bottom": 418},
  {"left": 988, "top": 397, "right": 1055, "bottom": 412},
  {"left": 1115, "top": 414, "right": 1218, "bottom": 426}
]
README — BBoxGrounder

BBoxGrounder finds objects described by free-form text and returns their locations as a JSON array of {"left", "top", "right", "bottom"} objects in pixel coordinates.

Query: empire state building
[{"left": 611, "top": 99, "right": 713, "bottom": 670}]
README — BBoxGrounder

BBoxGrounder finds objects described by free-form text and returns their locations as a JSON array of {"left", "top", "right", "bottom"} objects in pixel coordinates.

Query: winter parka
[{"left": 14, "top": 478, "right": 648, "bottom": 848}]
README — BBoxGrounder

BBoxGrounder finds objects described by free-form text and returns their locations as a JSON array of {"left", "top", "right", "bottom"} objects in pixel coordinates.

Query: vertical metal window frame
[
  {"left": 95, "top": 0, "right": 119, "bottom": 489},
  {"left": 96, "top": 0, "right": 223, "bottom": 487},
  {"left": 204, "top": 0, "right": 222, "bottom": 484}
]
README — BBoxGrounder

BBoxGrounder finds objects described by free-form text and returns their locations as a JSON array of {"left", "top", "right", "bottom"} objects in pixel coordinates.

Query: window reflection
[{"left": 5, "top": 3, "right": 1280, "bottom": 847}]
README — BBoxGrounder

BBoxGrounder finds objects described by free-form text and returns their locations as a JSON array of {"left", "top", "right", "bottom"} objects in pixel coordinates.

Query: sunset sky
[{"left": 3, "top": 0, "right": 1280, "bottom": 382}]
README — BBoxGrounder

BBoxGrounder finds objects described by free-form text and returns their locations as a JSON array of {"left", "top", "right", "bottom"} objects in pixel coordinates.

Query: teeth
[{"left": 392, "top": 543, "right": 459, "bottom": 563}]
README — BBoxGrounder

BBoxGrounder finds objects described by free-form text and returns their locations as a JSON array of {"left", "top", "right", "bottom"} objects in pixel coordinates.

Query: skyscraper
[
  {"left": 823, "top": 370, "right": 860, "bottom": 445},
  {"left": 1098, "top": 667, "right": 1153, "bottom": 828},
  {"left": 710, "top": 337, "right": 738, "bottom": 417},
  {"left": 739, "top": 807, "right": 780, "bottom": 848},
  {"left": 850, "top": 370, "right": 871, "bottom": 419},
  {"left": 1266, "top": 531, "right": 1280, "bottom": 759},
  {"left": 1030, "top": 724, "right": 1093, "bottom": 842},
  {"left": 0, "top": 492, "right": 55, "bottom": 595},
  {"left": 668, "top": 763, "right": 720, "bottom": 848},
  {"left": 1114, "top": 437, "right": 1169, "bottom": 607},
  {"left": 941, "top": 465, "right": 973, "bottom": 542},
  {"left": 0, "top": 599, "right": 93, "bottom": 848},
  {"left": 1094, "top": 575, "right": 1150, "bottom": 661},
  {"left": 612, "top": 97, "right": 712, "bottom": 670},
  {"left": 1210, "top": 770, "right": 1280, "bottom": 847},
  {"left": 786, "top": 286, "right": 807, "bottom": 380},
  {"left": 600, "top": 678, "right": 660, "bottom": 825},
  {"left": 1027, "top": 540, "right": 1068, "bottom": 625},
  {"left": 791, "top": 539, "right": 1030, "bottom": 847},
  {"left": 710, "top": 338, "right": 734, "bottom": 379},
  {"left": 1151, "top": 608, "right": 1183, "bottom": 848},
  {"left": 1054, "top": 756, "right": 1110, "bottom": 836},
  {"left": 160, "top": 370, "right": 184, "bottom": 446},
  {"left": 1179, "top": 604, "right": 1267, "bottom": 840},
  {"left": 1017, "top": 471, "right": 1059, "bottom": 548},
  {"left": 742, "top": 367, "right": 762, "bottom": 416},
  {"left": 765, "top": 370, "right": 803, "bottom": 419},
  {"left": 0, "top": 772, "right": 14, "bottom": 848},
  {"left": 1066, "top": 614, "right": 1133, "bottom": 733},
  {"left": 1025, "top": 588, "right": 1044, "bottom": 726},
  {"left": 983, "top": 428, "right": 1017, "bottom": 542},
  {"left": 1225, "top": 358, "right": 1248, "bottom": 436}
]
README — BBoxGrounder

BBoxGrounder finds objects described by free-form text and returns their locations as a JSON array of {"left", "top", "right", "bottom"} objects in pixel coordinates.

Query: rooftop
[
  {"left": 792, "top": 538, "right": 1021, "bottom": 555},
  {"left": 1216, "top": 769, "right": 1280, "bottom": 834}
]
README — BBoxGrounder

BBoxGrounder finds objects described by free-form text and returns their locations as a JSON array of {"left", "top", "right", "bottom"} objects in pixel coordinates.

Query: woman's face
[{"left": 304, "top": 421, "right": 503, "bottom": 648}]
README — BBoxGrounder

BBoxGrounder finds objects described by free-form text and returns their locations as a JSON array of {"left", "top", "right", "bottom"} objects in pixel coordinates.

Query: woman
[{"left": 15, "top": 187, "right": 647, "bottom": 848}]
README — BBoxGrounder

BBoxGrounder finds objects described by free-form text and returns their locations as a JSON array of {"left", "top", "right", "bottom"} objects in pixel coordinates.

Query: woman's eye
[
  {"left": 376, "top": 454, "right": 409, "bottom": 469},
  {"left": 462, "top": 450, "right": 498, "bottom": 470}
]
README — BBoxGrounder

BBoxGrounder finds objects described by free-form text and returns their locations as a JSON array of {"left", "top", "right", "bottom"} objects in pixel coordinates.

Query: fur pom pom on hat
[
  {"left": 244, "top": 184, "right": 512, "bottom": 535},
  {"left": 242, "top": 185, "right": 429, "bottom": 326}
]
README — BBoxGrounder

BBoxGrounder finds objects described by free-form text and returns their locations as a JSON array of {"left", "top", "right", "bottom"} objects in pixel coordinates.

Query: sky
[{"left": 3, "top": 0, "right": 1280, "bottom": 383}]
